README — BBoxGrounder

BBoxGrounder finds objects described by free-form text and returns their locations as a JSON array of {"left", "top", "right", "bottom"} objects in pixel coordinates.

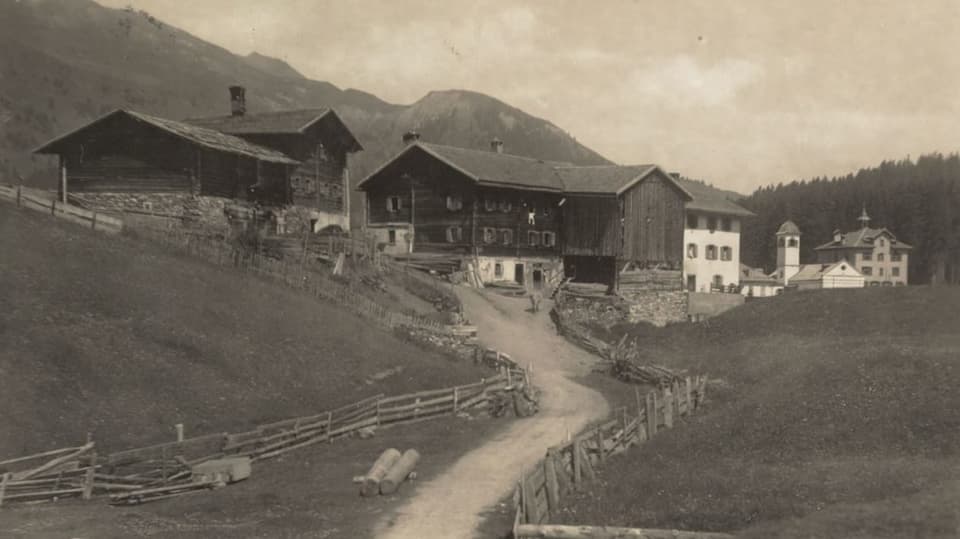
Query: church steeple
[{"left": 857, "top": 205, "right": 871, "bottom": 228}]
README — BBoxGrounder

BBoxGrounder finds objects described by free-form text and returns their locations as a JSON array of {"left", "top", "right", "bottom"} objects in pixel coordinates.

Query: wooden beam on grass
[
  {"left": 514, "top": 524, "right": 734, "bottom": 539},
  {"left": 13, "top": 442, "right": 94, "bottom": 481}
]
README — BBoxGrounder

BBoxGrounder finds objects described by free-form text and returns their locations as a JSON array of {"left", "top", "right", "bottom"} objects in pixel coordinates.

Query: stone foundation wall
[{"left": 620, "top": 290, "right": 688, "bottom": 327}]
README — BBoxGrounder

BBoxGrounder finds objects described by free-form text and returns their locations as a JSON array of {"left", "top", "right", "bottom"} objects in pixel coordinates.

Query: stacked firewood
[{"left": 604, "top": 335, "right": 684, "bottom": 387}]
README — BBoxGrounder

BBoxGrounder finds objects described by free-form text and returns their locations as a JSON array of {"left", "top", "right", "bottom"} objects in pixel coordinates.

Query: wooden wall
[
  {"left": 620, "top": 171, "right": 685, "bottom": 266},
  {"left": 561, "top": 196, "right": 620, "bottom": 256},
  {"left": 363, "top": 149, "right": 563, "bottom": 256}
]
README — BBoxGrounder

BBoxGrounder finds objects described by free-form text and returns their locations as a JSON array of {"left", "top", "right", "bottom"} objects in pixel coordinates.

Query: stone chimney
[
  {"left": 490, "top": 137, "right": 504, "bottom": 154},
  {"left": 670, "top": 172, "right": 681, "bottom": 180},
  {"left": 402, "top": 131, "right": 421, "bottom": 144},
  {"left": 833, "top": 229, "right": 843, "bottom": 242},
  {"left": 229, "top": 85, "right": 246, "bottom": 117}
]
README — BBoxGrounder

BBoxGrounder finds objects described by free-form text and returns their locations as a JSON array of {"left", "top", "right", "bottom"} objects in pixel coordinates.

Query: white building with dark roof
[{"left": 813, "top": 207, "right": 912, "bottom": 286}]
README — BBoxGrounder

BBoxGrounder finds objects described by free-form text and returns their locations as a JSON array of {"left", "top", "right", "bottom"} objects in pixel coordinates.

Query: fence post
[
  {"left": 51, "top": 199, "right": 56, "bottom": 216},
  {"left": 16, "top": 185, "right": 21, "bottom": 207},
  {"left": 82, "top": 449, "right": 96, "bottom": 500},
  {"left": 452, "top": 387, "right": 459, "bottom": 414},
  {"left": 663, "top": 386, "right": 674, "bottom": 428},
  {"left": 635, "top": 386, "right": 644, "bottom": 427},
  {"left": 327, "top": 411, "right": 334, "bottom": 443},
  {"left": 544, "top": 449, "right": 560, "bottom": 515},
  {"left": 522, "top": 473, "right": 538, "bottom": 524},
  {"left": 175, "top": 423, "right": 184, "bottom": 442},
  {"left": 646, "top": 391, "right": 658, "bottom": 437},
  {"left": 572, "top": 438, "right": 582, "bottom": 485},
  {"left": 596, "top": 427, "right": 606, "bottom": 463},
  {"left": 0, "top": 472, "right": 9, "bottom": 508},
  {"left": 91, "top": 212, "right": 97, "bottom": 230}
]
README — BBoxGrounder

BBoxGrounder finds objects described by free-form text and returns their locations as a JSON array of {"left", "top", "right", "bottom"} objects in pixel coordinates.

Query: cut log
[
  {"left": 514, "top": 524, "right": 735, "bottom": 539},
  {"left": 360, "top": 448, "right": 401, "bottom": 497},
  {"left": 379, "top": 449, "right": 420, "bottom": 495}
]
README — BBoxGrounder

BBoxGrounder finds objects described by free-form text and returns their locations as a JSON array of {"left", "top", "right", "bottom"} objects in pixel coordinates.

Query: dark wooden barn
[
  {"left": 187, "top": 87, "right": 362, "bottom": 216},
  {"left": 34, "top": 109, "right": 299, "bottom": 207}
]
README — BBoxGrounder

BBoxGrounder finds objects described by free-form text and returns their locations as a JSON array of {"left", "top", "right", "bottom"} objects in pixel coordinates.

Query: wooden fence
[
  {"left": 130, "top": 224, "right": 471, "bottom": 336},
  {"left": 0, "top": 356, "right": 529, "bottom": 507},
  {"left": 511, "top": 376, "right": 708, "bottom": 538},
  {"left": 0, "top": 184, "right": 123, "bottom": 234}
]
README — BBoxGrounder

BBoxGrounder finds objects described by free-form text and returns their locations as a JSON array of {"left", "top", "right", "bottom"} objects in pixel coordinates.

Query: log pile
[{"left": 606, "top": 335, "right": 684, "bottom": 387}]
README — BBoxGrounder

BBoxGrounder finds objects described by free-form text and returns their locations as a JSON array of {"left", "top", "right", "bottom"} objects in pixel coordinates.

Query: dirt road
[{"left": 374, "top": 288, "right": 609, "bottom": 539}]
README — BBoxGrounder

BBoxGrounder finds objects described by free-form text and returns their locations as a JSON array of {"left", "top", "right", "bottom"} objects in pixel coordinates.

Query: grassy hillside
[
  {"left": 557, "top": 288, "right": 960, "bottom": 538},
  {"left": 0, "top": 202, "right": 489, "bottom": 458}
]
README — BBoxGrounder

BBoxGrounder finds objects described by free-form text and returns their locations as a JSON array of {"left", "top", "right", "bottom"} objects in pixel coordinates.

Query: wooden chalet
[
  {"left": 359, "top": 135, "right": 750, "bottom": 291},
  {"left": 34, "top": 86, "right": 362, "bottom": 232}
]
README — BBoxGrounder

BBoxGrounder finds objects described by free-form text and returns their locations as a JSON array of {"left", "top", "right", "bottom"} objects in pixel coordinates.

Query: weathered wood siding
[
  {"left": 561, "top": 196, "right": 620, "bottom": 256},
  {"left": 69, "top": 154, "right": 192, "bottom": 193},
  {"left": 238, "top": 129, "right": 347, "bottom": 212},
  {"left": 620, "top": 171, "right": 685, "bottom": 265},
  {"left": 363, "top": 148, "right": 562, "bottom": 256}
]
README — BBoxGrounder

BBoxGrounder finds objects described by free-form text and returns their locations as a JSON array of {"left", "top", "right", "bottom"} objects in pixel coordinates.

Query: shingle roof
[
  {"left": 34, "top": 110, "right": 299, "bottom": 165},
  {"left": 777, "top": 220, "right": 801, "bottom": 235},
  {"left": 740, "top": 264, "right": 778, "bottom": 283},
  {"left": 790, "top": 260, "right": 860, "bottom": 281},
  {"left": 554, "top": 165, "right": 659, "bottom": 194},
  {"left": 186, "top": 109, "right": 332, "bottom": 134},
  {"left": 417, "top": 143, "right": 567, "bottom": 191},
  {"left": 814, "top": 227, "right": 913, "bottom": 251},
  {"left": 359, "top": 141, "right": 754, "bottom": 217},
  {"left": 672, "top": 178, "right": 755, "bottom": 217}
]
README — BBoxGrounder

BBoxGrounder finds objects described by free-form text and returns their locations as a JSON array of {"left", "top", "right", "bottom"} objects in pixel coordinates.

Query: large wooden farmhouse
[
  {"left": 358, "top": 135, "right": 752, "bottom": 292},
  {"left": 34, "top": 86, "right": 361, "bottom": 232}
]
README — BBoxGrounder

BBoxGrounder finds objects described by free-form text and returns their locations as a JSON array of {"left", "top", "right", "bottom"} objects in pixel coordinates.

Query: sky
[{"left": 96, "top": 0, "right": 960, "bottom": 194}]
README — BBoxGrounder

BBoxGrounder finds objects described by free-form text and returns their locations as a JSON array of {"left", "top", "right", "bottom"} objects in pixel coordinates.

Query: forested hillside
[{"left": 740, "top": 153, "right": 960, "bottom": 284}]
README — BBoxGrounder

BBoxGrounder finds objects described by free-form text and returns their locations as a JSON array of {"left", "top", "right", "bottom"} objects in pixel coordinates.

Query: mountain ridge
[{"left": 0, "top": 0, "right": 612, "bottom": 229}]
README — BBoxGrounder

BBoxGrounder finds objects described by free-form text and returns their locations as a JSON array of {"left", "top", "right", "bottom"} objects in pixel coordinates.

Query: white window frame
[
  {"left": 706, "top": 245, "right": 718, "bottom": 260},
  {"left": 501, "top": 228, "right": 513, "bottom": 246},
  {"left": 446, "top": 194, "right": 463, "bottom": 211},
  {"left": 483, "top": 227, "right": 496, "bottom": 244},
  {"left": 386, "top": 195, "right": 402, "bottom": 213},
  {"left": 446, "top": 226, "right": 462, "bottom": 243},
  {"left": 687, "top": 243, "right": 698, "bottom": 259}
]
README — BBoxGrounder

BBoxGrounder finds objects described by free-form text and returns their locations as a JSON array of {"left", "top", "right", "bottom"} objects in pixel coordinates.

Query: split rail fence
[
  {"left": 511, "top": 376, "right": 709, "bottom": 538},
  {"left": 0, "top": 357, "right": 528, "bottom": 507},
  {"left": 0, "top": 184, "right": 122, "bottom": 234}
]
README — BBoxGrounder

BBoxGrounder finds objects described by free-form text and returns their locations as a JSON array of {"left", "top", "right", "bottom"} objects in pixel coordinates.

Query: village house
[
  {"left": 739, "top": 264, "right": 781, "bottom": 297},
  {"left": 773, "top": 219, "right": 865, "bottom": 289},
  {"left": 34, "top": 86, "right": 361, "bottom": 233},
  {"left": 358, "top": 135, "right": 753, "bottom": 295},
  {"left": 813, "top": 207, "right": 911, "bottom": 286}
]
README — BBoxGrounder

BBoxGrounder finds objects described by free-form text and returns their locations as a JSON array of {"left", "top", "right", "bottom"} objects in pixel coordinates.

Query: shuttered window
[
  {"left": 528, "top": 230, "right": 540, "bottom": 246},
  {"left": 542, "top": 231, "right": 556, "bottom": 247},
  {"left": 483, "top": 227, "right": 497, "bottom": 244},
  {"left": 386, "top": 196, "right": 402, "bottom": 212},
  {"left": 501, "top": 229, "right": 513, "bottom": 245},
  {"left": 706, "top": 245, "right": 718, "bottom": 260},
  {"left": 446, "top": 226, "right": 462, "bottom": 243},
  {"left": 687, "top": 243, "right": 698, "bottom": 259}
]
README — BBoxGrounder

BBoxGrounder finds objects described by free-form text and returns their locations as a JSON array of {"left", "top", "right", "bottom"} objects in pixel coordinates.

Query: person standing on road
[{"left": 529, "top": 290, "right": 543, "bottom": 313}]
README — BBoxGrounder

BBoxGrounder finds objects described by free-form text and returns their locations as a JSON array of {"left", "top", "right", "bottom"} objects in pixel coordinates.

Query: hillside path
[{"left": 374, "top": 287, "right": 609, "bottom": 538}]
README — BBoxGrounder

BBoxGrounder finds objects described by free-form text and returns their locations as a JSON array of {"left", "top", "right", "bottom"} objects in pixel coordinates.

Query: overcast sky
[{"left": 98, "top": 0, "right": 960, "bottom": 194}]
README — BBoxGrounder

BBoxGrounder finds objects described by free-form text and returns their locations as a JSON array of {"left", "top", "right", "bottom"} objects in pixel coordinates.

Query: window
[
  {"left": 542, "top": 231, "right": 556, "bottom": 247},
  {"left": 878, "top": 253, "right": 885, "bottom": 262},
  {"left": 687, "top": 214, "right": 698, "bottom": 229},
  {"left": 494, "top": 262, "right": 504, "bottom": 279},
  {"left": 498, "top": 199, "right": 512, "bottom": 212},
  {"left": 720, "top": 246, "right": 733, "bottom": 261},
  {"left": 501, "top": 229, "right": 514, "bottom": 245},
  {"left": 706, "top": 245, "right": 718, "bottom": 260},
  {"left": 528, "top": 230, "right": 540, "bottom": 246},
  {"left": 879, "top": 267, "right": 885, "bottom": 276},
  {"left": 863, "top": 252, "right": 872, "bottom": 261},
  {"left": 687, "top": 243, "right": 698, "bottom": 259},
  {"left": 445, "top": 226, "right": 462, "bottom": 243},
  {"left": 892, "top": 267, "right": 900, "bottom": 277},
  {"left": 778, "top": 237, "right": 785, "bottom": 247},
  {"left": 721, "top": 217, "right": 732, "bottom": 231},
  {"left": 446, "top": 194, "right": 463, "bottom": 211},
  {"left": 386, "top": 196, "right": 402, "bottom": 213},
  {"left": 387, "top": 229, "right": 396, "bottom": 245},
  {"left": 707, "top": 216, "right": 718, "bottom": 231},
  {"left": 892, "top": 253, "right": 902, "bottom": 262},
  {"left": 484, "top": 198, "right": 497, "bottom": 212},
  {"left": 788, "top": 238, "right": 798, "bottom": 247},
  {"left": 483, "top": 227, "right": 497, "bottom": 244},
  {"left": 879, "top": 239, "right": 886, "bottom": 247},
  {"left": 713, "top": 275, "right": 723, "bottom": 288},
  {"left": 862, "top": 266, "right": 873, "bottom": 276}
]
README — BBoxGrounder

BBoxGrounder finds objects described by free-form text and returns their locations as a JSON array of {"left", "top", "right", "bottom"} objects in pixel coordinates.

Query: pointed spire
[{"left": 857, "top": 204, "right": 871, "bottom": 228}]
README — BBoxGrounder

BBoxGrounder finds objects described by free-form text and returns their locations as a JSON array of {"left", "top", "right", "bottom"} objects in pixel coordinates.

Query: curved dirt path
[{"left": 374, "top": 288, "right": 609, "bottom": 539}]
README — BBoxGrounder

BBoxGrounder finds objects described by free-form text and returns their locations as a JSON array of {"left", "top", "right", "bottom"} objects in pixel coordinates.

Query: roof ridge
[{"left": 419, "top": 142, "right": 569, "bottom": 165}]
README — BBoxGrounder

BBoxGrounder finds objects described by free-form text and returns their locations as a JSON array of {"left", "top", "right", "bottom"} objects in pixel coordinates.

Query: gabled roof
[
  {"left": 554, "top": 165, "right": 662, "bottom": 195},
  {"left": 359, "top": 142, "right": 753, "bottom": 218},
  {"left": 34, "top": 109, "right": 299, "bottom": 165},
  {"left": 672, "top": 177, "right": 755, "bottom": 217},
  {"left": 740, "top": 263, "right": 778, "bottom": 284},
  {"left": 186, "top": 109, "right": 363, "bottom": 152},
  {"left": 790, "top": 260, "right": 861, "bottom": 281},
  {"left": 814, "top": 227, "right": 913, "bottom": 251},
  {"left": 358, "top": 142, "right": 567, "bottom": 192}
]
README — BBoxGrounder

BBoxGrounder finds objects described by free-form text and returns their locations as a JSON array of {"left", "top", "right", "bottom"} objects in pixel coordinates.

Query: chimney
[
  {"left": 670, "top": 172, "right": 681, "bottom": 180},
  {"left": 833, "top": 229, "right": 843, "bottom": 242},
  {"left": 490, "top": 137, "right": 504, "bottom": 154},
  {"left": 229, "top": 85, "right": 246, "bottom": 116},
  {"left": 402, "top": 131, "right": 421, "bottom": 145}
]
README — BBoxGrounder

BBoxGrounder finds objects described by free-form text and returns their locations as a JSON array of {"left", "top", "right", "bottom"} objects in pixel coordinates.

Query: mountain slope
[{"left": 0, "top": 0, "right": 611, "bottom": 227}]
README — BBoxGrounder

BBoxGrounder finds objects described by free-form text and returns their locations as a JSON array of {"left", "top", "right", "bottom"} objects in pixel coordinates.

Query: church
[{"left": 771, "top": 219, "right": 866, "bottom": 290}]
